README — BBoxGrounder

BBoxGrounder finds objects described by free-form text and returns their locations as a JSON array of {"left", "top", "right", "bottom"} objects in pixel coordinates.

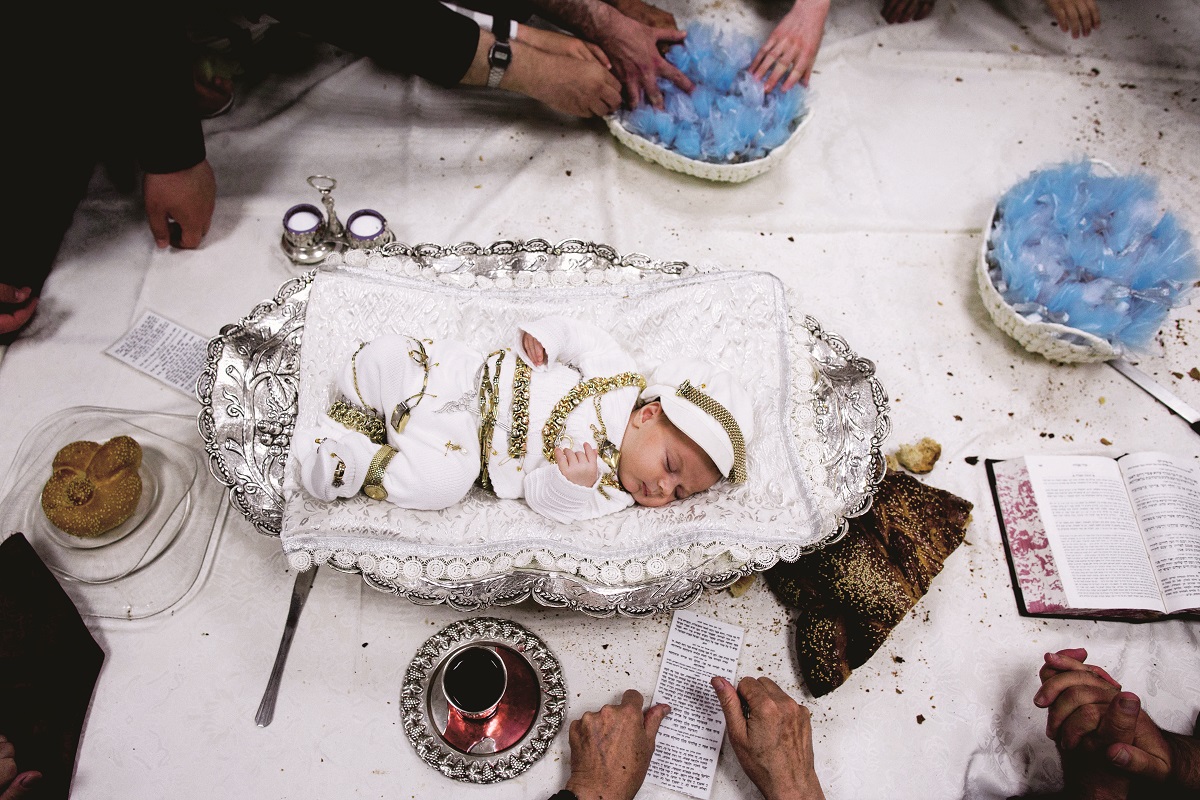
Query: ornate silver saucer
[
  {"left": 196, "top": 238, "right": 890, "bottom": 616},
  {"left": 400, "top": 617, "right": 566, "bottom": 783}
]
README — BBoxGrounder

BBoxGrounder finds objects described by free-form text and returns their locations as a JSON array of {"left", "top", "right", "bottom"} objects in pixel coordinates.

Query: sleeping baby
[{"left": 296, "top": 316, "right": 753, "bottom": 523}]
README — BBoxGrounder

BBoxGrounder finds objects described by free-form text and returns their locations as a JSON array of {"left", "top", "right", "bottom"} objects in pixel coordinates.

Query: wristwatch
[
  {"left": 486, "top": 17, "right": 512, "bottom": 89},
  {"left": 362, "top": 444, "right": 397, "bottom": 501}
]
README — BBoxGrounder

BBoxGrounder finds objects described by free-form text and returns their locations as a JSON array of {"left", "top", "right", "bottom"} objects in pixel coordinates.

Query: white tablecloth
[{"left": 2, "top": 1, "right": 1197, "bottom": 798}]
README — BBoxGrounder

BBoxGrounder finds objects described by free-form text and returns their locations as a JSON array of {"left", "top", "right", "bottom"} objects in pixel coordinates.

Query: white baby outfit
[{"left": 297, "top": 316, "right": 639, "bottom": 523}]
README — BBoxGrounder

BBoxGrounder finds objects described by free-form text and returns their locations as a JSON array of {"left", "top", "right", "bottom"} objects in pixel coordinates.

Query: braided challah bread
[
  {"left": 41, "top": 436, "right": 143, "bottom": 537},
  {"left": 766, "top": 471, "right": 971, "bottom": 696}
]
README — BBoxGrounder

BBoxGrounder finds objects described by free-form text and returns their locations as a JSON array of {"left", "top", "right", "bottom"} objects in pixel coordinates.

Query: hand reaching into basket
[
  {"left": 751, "top": 0, "right": 831, "bottom": 92},
  {"left": 526, "top": 0, "right": 692, "bottom": 109}
]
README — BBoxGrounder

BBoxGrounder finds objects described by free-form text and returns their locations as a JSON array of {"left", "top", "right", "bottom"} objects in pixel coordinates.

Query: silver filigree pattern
[
  {"left": 197, "top": 270, "right": 313, "bottom": 535},
  {"left": 400, "top": 617, "right": 566, "bottom": 783}
]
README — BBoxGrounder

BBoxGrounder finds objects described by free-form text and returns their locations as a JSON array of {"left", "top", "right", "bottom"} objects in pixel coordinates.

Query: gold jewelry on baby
[
  {"left": 327, "top": 400, "right": 387, "bottom": 445},
  {"left": 330, "top": 452, "right": 346, "bottom": 487},
  {"left": 390, "top": 338, "right": 434, "bottom": 434},
  {"left": 543, "top": 372, "right": 645, "bottom": 498},
  {"left": 350, "top": 342, "right": 373, "bottom": 411},
  {"left": 362, "top": 445, "right": 397, "bottom": 500},
  {"left": 507, "top": 357, "right": 533, "bottom": 459},
  {"left": 676, "top": 380, "right": 747, "bottom": 484},
  {"left": 541, "top": 372, "right": 646, "bottom": 463},
  {"left": 588, "top": 396, "right": 624, "bottom": 498},
  {"left": 476, "top": 349, "right": 507, "bottom": 491}
]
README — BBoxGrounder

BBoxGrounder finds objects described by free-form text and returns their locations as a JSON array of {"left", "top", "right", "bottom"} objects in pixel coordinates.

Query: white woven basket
[
  {"left": 606, "top": 108, "right": 812, "bottom": 183},
  {"left": 978, "top": 204, "right": 1119, "bottom": 364}
]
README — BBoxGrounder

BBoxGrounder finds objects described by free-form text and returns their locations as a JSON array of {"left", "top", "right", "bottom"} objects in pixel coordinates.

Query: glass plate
[{"left": 0, "top": 407, "right": 226, "bottom": 618}]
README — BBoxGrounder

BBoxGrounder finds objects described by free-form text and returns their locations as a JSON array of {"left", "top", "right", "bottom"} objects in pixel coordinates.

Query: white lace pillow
[{"left": 281, "top": 262, "right": 836, "bottom": 587}]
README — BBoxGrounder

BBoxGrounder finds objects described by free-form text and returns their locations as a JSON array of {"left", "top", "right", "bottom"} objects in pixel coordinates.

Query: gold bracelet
[{"left": 363, "top": 445, "right": 397, "bottom": 501}]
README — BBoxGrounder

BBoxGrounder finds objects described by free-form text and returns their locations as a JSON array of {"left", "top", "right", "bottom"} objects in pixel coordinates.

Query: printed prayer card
[
  {"left": 106, "top": 311, "right": 209, "bottom": 398},
  {"left": 645, "top": 610, "right": 745, "bottom": 800}
]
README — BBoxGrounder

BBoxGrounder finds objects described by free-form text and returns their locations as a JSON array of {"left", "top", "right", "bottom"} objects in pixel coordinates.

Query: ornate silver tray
[
  {"left": 400, "top": 617, "right": 565, "bottom": 783},
  {"left": 197, "top": 238, "right": 890, "bottom": 616}
]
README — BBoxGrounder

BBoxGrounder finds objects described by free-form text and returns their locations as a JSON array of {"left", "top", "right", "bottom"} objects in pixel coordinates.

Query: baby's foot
[
  {"left": 881, "top": 0, "right": 936, "bottom": 24},
  {"left": 1045, "top": 0, "right": 1101, "bottom": 38}
]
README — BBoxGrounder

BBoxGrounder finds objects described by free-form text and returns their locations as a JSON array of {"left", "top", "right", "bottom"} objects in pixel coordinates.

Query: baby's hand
[
  {"left": 522, "top": 332, "right": 547, "bottom": 366},
  {"left": 557, "top": 443, "right": 599, "bottom": 487}
]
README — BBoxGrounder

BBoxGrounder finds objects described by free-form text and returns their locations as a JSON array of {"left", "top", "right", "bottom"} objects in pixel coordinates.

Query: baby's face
[{"left": 618, "top": 402, "right": 722, "bottom": 508}]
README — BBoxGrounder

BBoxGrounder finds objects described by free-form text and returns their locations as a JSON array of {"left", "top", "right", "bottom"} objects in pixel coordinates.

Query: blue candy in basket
[
  {"left": 615, "top": 24, "right": 809, "bottom": 168},
  {"left": 984, "top": 160, "right": 1198, "bottom": 358}
]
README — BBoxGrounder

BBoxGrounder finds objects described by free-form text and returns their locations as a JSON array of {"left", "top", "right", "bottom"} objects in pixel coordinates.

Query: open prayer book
[{"left": 987, "top": 452, "right": 1200, "bottom": 621}]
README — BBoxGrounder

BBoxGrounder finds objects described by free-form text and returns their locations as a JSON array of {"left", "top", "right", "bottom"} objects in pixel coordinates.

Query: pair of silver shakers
[{"left": 281, "top": 175, "right": 395, "bottom": 265}]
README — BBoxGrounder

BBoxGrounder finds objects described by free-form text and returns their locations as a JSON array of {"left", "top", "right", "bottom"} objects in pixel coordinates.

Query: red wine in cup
[{"left": 444, "top": 647, "right": 506, "bottom": 713}]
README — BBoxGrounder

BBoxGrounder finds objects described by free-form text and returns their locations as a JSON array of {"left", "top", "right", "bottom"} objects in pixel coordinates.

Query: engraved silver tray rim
[{"left": 196, "top": 238, "right": 891, "bottom": 617}]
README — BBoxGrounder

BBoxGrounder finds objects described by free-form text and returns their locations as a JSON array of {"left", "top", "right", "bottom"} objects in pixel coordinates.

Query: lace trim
[{"left": 285, "top": 537, "right": 817, "bottom": 586}]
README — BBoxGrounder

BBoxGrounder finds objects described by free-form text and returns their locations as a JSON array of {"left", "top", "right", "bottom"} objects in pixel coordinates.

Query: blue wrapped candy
[
  {"left": 617, "top": 23, "right": 809, "bottom": 165},
  {"left": 988, "top": 160, "right": 1198, "bottom": 353}
]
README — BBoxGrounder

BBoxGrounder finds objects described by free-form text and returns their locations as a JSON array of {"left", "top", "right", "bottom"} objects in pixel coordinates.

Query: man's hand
[
  {"left": 525, "top": 0, "right": 691, "bottom": 108},
  {"left": 505, "top": 40, "right": 623, "bottom": 117},
  {"left": 713, "top": 676, "right": 826, "bottom": 800},
  {"left": 143, "top": 159, "right": 216, "bottom": 249},
  {"left": 522, "top": 331, "right": 547, "bottom": 366},
  {"left": 1037, "top": 665, "right": 1175, "bottom": 774},
  {"left": 556, "top": 443, "right": 600, "bottom": 487},
  {"left": 564, "top": 689, "right": 670, "bottom": 800},
  {"left": 519, "top": 25, "right": 611, "bottom": 68},
  {"left": 1045, "top": 0, "right": 1101, "bottom": 38},
  {"left": 0, "top": 285, "right": 38, "bottom": 336},
  {"left": 597, "top": 12, "right": 692, "bottom": 109},
  {"left": 608, "top": 0, "right": 677, "bottom": 30},
  {"left": 1037, "top": 649, "right": 1122, "bottom": 691},
  {"left": 750, "top": 0, "right": 830, "bottom": 92},
  {"left": 0, "top": 735, "right": 42, "bottom": 800},
  {"left": 1033, "top": 648, "right": 1194, "bottom": 798}
]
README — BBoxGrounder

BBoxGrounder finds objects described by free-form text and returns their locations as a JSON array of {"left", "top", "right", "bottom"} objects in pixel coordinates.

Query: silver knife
[
  {"left": 1109, "top": 359, "right": 1200, "bottom": 436},
  {"left": 255, "top": 567, "right": 318, "bottom": 727}
]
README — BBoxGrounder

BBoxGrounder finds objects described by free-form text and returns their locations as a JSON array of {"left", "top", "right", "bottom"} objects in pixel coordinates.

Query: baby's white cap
[{"left": 641, "top": 358, "right": 754, "bottom": 483}]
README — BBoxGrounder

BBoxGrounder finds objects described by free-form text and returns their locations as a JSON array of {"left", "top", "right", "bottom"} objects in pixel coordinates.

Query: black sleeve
[
  {"left": 265, "top": 1, "right": 482, "bottom": 88},
  {"left": 120, "top": 5, "right": 208, "bottom": 174}
]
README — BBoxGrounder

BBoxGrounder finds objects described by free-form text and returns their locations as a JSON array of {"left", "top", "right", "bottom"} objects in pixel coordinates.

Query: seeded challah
[{"left": 41, "top": 436, "right": 143, "bottom": 537}]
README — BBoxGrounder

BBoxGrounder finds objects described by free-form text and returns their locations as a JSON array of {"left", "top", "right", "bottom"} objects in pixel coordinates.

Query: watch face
[{"left": 489, "top": 42, "right": 512, "bottom": 68}]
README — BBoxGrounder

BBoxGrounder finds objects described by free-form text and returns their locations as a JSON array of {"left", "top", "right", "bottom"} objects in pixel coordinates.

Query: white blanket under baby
[{"left": 278, "top": 249, "right": 887, "bottom": 612}]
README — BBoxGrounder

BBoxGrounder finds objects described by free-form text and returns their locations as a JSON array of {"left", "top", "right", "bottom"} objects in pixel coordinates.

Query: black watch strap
[
  {"left": 493, "top": 16, "right": 511, "bottom": 43},
  {"left": 547, "top": 792, "right": 578, "bottom": 800}
]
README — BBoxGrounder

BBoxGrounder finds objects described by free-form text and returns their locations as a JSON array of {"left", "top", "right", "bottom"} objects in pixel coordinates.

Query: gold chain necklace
[{"left": 541, "top": 372, "right": 645, "bottom": 497}]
